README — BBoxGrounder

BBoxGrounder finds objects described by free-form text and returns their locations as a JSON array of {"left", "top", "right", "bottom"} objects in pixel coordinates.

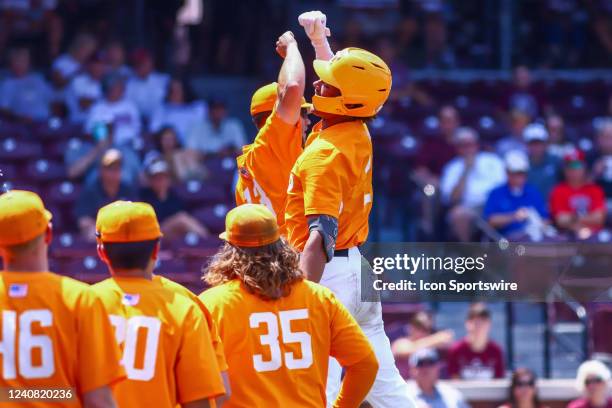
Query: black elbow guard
[{"left": 308, "top": 215, "right": 338, "bottom": 263}]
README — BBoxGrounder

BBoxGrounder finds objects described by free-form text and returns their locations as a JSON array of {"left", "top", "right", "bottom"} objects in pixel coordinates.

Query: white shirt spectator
[
  {"left": 86, "top": 98, "right": 141, "bottom": 147},
  {"left": 186, "top": 117, "right": 247, "bottom": 154},
  {"left": 0, "top": 73, "right": 51, "bottom": 120},
  {"left": 52, "top": 53, "right": 81, "bottom": 80},
  {"left": 125, "top": 72, "right": 169, "bottom": 119},
  {"left": 66, "top": 74, "right": 103, "bottom": 123},
  {"left": 440, "top": 152, "right": 506, "bottom": 208},
  {"left": 149, "top": 101, "right": 207, "bottom": 144}
]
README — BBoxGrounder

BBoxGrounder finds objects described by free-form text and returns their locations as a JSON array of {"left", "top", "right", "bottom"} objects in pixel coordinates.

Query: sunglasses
[
  {"left": 585, "top": 377, "right": 604, "bottom": 386},
  {"left": 515, "top": 379, "right": 535, "bottom": 387}
]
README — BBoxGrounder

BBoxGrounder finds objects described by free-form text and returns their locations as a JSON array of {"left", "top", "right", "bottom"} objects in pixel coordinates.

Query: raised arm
[
  {"left": 298, "top": 11, "right": 334, "bottom": 61},
  {"left": 274, "top": 31, "right": 306, "bottom": 125}
]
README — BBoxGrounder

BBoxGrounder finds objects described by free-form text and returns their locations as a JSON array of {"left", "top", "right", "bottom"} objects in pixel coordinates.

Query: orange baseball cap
[
  {"left": 219, "top": 204, "right": 280, "bottom": 247},
  {"left": 250, "top": 82, "right": 312, "bottom": 116},
  {"left": 0, "top": 190, "right": 52, "bottom": 246},
  {"left": 96, "top": 201, "right": 162, "bottom": 243}
]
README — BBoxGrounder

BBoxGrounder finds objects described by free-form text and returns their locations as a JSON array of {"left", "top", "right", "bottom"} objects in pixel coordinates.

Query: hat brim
[{"left": 313, "top": 59, "right": 339, "bottom": 88}]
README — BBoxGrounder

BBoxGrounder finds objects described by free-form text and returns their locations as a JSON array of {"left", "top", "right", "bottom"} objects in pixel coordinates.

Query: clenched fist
[{"left": 276, "top": 31, "right": 297, "bottom": 59}]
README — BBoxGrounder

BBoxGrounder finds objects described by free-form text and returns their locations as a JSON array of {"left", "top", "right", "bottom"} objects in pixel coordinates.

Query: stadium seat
[
  {"left": 63, "top": 256, "right": 108, "bottom": 282},
  {"left": 204, "top": 156, "right": 237, "bottom": 188},
  {"left": 591, "top": 305, "right": 612, "bottom": 355},
  {"left": 0, "top": 138, "right": 42, "bottom": 162},
  {"left": 50, "top": 232, "right": 96, "bottom": 259},
  {"left": 175, "top": 180, "right": 229, "bottom": 210},
  {"left": 33, "top": 119, "right": 81, "bottom": 142},
  {"left": 46, "top": 181, "right": 81, "bottom": 206},
  {"left": 0, "top": 121, "right": 30, "bottom": 140},
  {"left": 25, "top": 159, "right": 66, "bottom": 183},
  {"left": 193, "top": 204, "right": 230, "bottom": 235}
]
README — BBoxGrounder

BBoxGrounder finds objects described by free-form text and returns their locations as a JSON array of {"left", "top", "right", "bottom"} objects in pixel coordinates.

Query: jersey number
[
  {"left": 0, "top": 310, "right": 55, "bottom": 379},
  {"left": 109, "top": 315, "right": 161, "bottom": 381},
  {"left": 249, "top": 309, "right": 312, "bottom": 372}
]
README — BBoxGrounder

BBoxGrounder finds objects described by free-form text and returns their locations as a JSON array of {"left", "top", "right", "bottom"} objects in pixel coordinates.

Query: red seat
[
  {"left": 62, "top": 256, "right": 108, "bottom": 283},
  {"left": 175, "top": 181, "right": 228, "bottom": 210},
  {"left": 46, "top": 181, "right": 81, "bottom": 206},
  {"left": 49, "top": 232, "right": 96, "bottom": 259},
  {"left": 591, "top": 305, "right": 612, "bottom": 354}
]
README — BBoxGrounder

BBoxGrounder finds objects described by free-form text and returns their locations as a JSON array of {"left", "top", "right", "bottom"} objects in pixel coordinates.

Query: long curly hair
[{"left": 203, "top": 238, "right": 304, "bottom": 300}]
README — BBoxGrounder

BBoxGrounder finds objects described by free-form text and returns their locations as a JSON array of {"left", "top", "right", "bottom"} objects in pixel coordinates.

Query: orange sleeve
[
  {"left": 298, "top": 146, "right": 344, "bottom": 217},
  {"left": 328, "top": 293, "right": 378, "bottom": 407},
  {"left": 194, "top": 297, "right": 228, "bottom": 371},
  {"left": 175, "top": 305, "right": 226, "bottom": 404},
  {"left": 76, "top": 289, "right": 126, "bottom": 394},
  {"left": 333, "top": 353, "right": 378, "bottom": 408}
]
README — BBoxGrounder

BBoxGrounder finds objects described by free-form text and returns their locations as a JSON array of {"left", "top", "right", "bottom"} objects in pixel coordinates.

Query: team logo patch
[
  {"left": 122, "top": 293, "right": 140, "bottom": 306},
  {"left": 8, "top": 284, "right": 28, "bottom": 298},
  {"left": 239, "top": 167, "right": 252, "bottom": 180}
]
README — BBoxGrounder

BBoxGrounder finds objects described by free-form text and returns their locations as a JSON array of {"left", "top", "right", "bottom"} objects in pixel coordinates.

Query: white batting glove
[
  {"left": 298, "top": 10, "right": 334, "bottom": 61},
  {"left": 298, "top": 10, "right": 331, "bottom": 42}
]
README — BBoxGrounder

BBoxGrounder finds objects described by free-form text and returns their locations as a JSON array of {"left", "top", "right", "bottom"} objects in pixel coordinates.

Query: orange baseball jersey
[
  {"left": 91, "top": 276, "right": 225, "bottom": 408},
  {"left": 285, "top": 120, "right": 373, "bottom": 251},
  {"left": 0, "top": 271, "right": 124, "bottom": 407},
  {"left": 235, "top": 108, "right": 303, "bottom": 229},
  {"left": 199, "top": 279, "right": 375, "bottom": 407},
  {"left": 152, "top": 275, "right": 228, "bottom": 371}
]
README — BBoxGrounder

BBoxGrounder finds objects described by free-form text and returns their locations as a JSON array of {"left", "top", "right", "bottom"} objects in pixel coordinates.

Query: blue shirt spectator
[
  {"left": 484, "top": 150, "right": 549, "bottom": 236},
  {"left": 0, "top": 47, "right": 51, "bottom": 121}
]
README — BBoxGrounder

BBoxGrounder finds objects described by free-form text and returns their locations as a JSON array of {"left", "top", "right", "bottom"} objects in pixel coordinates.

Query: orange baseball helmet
[
  {"left": 312, "top": 48, "right": 392, "bottom": 117},
  {"left": 250, "top": 82, "right": 311, "bottom": 117}
]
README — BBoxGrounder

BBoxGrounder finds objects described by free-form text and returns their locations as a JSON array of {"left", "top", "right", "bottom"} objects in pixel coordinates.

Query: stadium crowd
[{"left": 0, "top": 2, "right": 611, "bottom": 406}]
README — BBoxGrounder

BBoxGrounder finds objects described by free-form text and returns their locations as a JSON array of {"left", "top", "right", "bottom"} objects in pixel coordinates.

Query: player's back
[
  {"left": 200, "top": 278, "right": 371, "bottom": 408},
  {"left": 235, "top": 108, "right": 303, "bottom": 228},
  {"left": 0, "top": 271, "right": 123, "bottom": 408},
  {"left": 92, "top": 276, "right": 225, "bottom": 408}
]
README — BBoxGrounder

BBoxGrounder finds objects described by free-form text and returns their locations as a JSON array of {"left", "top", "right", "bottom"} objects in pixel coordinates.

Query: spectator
[
  {"left": 186, "top": 99, "right": 247, "bottom": 156},
  {"left": 150, "top": 126, "right": 207, "bottom": 182},
  {"left": 524, "top": 123, "right": 561, "bottom": 200},
  {"left": 392, "top": 311, "right": 454, "bottom": 361},
  {"left": 414, "top": 105, "right": 460, "bottom": 185},
  {"left": 51, "top": 33, "right": 97, "bottom": 87},
  {"left": 497, "top": 108, "right": 531, "bottom": 157},
  {"left": 589, "top": 120, "right": 612, "bottom": 215},
  {"left": 0, "top": 46, "right": 51, "bottom": 122},
  {"left": 64, "top": 132, "right": 141, "bottom": 187},
  {"left": 74, "top": 149, "right": 138, "bottom": 241},
  {"left": 546, "top": 113, "right": 575, "bottom": 159},
  {"left": 550, "top": 149, "right": 606, "bottom": 238},
  {"left": 501, "top": 66, "right": 546, "bottom": 119},
  {"left": 568, "top": 360, "right": 612, "bottom": 408},
  {"left": 66, "top": 51, "right": 106, "bottom": 123},
  {"left": 125, "top": 48, "right": 170, "bottom": 119},
  {"left": 407, "top": 348, "right": 469, "bottom": 408},
  {"left": 440, "top": 127, "right": 506, "bottom": 241},
  {"left": 103, "top": 40, "right": 131, "bottom": 77},
  {"left": 498, "top": 368, "right": 547, "bottom": 408},
  {"left": 484, "top": 150, "right": 549, "bottom": 239},
  {"left": 85, "top": 74, "right": 141, "bottom": 147},
  {"left": 140, "top": 159, "right": 209, "bottom": 240},
  {"left": 0, "top": 0, "right": 62, "bottom": 59},
  {"left": 149, "top": 77, "right": 207, "bottom": 144},
  {"left": 447, "top": 303, "right": 505, "bottom": 380}
]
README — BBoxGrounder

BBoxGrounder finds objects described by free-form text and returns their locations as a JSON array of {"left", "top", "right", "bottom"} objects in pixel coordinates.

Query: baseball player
[
  {"left": 0, "top": 190, "right": 123, "bottom": 408},
  {"left": 200, "top": 204, "right": 379, "bottom": 408},
  {"left": 284, "top": 11, "right": 416, "bottom": 407},
  {"left": 235, "top": 30, "right": 311, "bottom": 229},
  {"left": 92, "top": 201, "right": 225, "bottom": 408}
]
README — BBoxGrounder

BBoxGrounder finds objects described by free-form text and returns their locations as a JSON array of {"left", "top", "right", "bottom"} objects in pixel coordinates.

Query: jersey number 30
[
  {"left": 109, "top": 315, "right": 161, "bottom": 381},
  {"left": 249, "top": 309, "right": 312, "bottom": 372}
]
